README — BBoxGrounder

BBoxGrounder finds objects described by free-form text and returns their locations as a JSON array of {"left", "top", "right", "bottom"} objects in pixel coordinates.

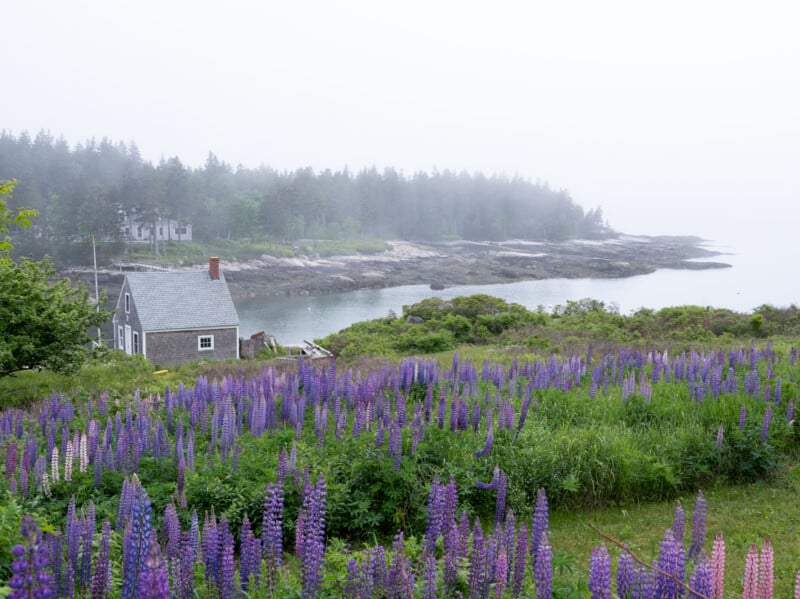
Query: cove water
[{"left": 235, "top": 238, "right": 798, "bottom": 345}]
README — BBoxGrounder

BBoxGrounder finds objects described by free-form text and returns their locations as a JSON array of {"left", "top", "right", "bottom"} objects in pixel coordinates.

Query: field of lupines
[{"left": 2, "top": 341, "right": 800, "bottom": 597}]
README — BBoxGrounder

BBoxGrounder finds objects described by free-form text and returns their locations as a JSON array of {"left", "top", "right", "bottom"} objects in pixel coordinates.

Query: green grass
[
  {"left": 123, "top": 237, "right": 389, "bottom": 266},
  {"left": 550, "top": 468, "right": 800, "bottom": 597}
]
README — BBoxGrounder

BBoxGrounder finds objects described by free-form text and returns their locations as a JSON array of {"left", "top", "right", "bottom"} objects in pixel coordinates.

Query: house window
[
  {"left": 125, "top": 293, "right": 131, "bottom": 314},
  {"left": 118, "top": 326, "right": 124, "bottom": 349},
  {"left": 198, "top": 335, "right": 214, "bottom": 351},
  {"left": 132, "top": 331, "right": 139, "bottom": 354},
  {"left": 175, "top": 226, "right": 187, "bottom": 235}
]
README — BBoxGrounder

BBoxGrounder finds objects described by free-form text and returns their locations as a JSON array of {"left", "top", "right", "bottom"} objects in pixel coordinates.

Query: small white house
[{"left": 121, "top": 218, "right": 192, "bottom": 243}]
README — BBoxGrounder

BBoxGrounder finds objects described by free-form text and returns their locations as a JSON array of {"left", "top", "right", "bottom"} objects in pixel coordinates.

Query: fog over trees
[{"left": 0, "top": 130, "right": 609, "bottom": 266}]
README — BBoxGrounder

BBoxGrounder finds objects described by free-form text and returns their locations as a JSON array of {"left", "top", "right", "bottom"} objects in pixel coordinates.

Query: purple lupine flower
[
  {"left": 739, "top": 404, "right": 747, "bottom": 430},
  {"left": 136, "top": 536, "right": 169, "bottom": 599},
  {"left": 5, "top": 440, "right": 18, "bottom": 479},
  {"left": 437, "top": 390, "right": 446, "bottom": 429},
  {"left": 761, "top": 407, "right": 772, "bottom": 442},
  {"left": 188, "top": 510, "right": 199, "bottom": 563},
  {"left": 388, "top": 420, "right": 403, "bottom": 471},
  {"left": 688, "top": 491, "right": 707, "bottom": 560},
  {"left": 116, "top": 477, "right": 134, "bottom": 531},
  {"left": 467, "top": 520, "right": 485, "bottom": 599},
  {"left": 93, "top": 446, "right": 104, "bottom": 488},
  {"left": 743, "top": 544, "right": 759, "bottom": 599},
  {"left": 495, "top": 470, "right": 507, "bottom": 525},
  {"left": 65, "top": 497, "right": 80, "bottom": 593},
  {"left": 8, "top": 515, "right": 54, "bottom": 599},
  {"left": 202, "top": 511, "right": 220, "bottom": 588},
  {"left": 300, "top": 473, "right": 327, "bottom": 599},
  {"left": 689, "top": 552, "right": 712, "bottom": 599},
  {"left": 186, "top": 435, "right": 195, "bottom": 472},
  {"left": 344, "top": 558, "right": 359, "bottom": 599},
  {"left": 475, "top": 409, "right": 494, "bottom": 458},
  {"left": 534, "top": 533, "right": 552, "bottom": 599},
  {"left": 262, "top": 480, "right": 284, "bottom": 591},
  {"left": 759, "top": 538, "right": 773, "bottom": 599},
  {"left": 121, "top": 477, "right": 154, "bottom": 599},
  {"left": 79, "top": 503, "right": 95, "bottom": 591},
  {"left": 219, "top": 522, "right": 235, "bottom": 599},
  {"left": 710, "top": 531, "right": 725, "bottom": 599},
  {"left": 162, "top": 503, "right": 181, "bottom": 563},
  {"left": 672, "top": 503, "right": 685, "bottom": 549},
  {"left": 617, "top": 549, "right": 635, "bottom": 598},
  {"left": 788, "top": 400, "right": 794, "bottom": 424},
  {"left": 422, "top": 553, "right": 438, "bottom": 599},
  {"left": 441, "top": 477, "right": 459, "bottom": 587},
  {"left": 513, "top": 523, "right": 528, "bottom": 596},
  {"left": 531, "top": 488, "right": 549, "bottom": 562},
  {"left": 176, "top": 531, "right": 195, "bottom": 599},
  {"left": 277, "top": 448, "right": 288, "bottom": 482},
  {"left": 494, "top": 547, "right": 508, "bottom": 599},
  {"left": 502, "top": 509, "right": 516, "bottom": 570},
  {"left": 387, "top": 531, "right": 414, "bottom": 598},
  {"left": 588, "top": 545, "right": 611, "bottom": 599},
  {"left": 242, "top": 516, "right": 261, "bottom": 591},
  {"left": 653, "top": 529, "right": 685, "bottom": 599},
  {"left": 91, "top": 519, "right": 112, "bottom": 599},
  {"left": 716, "top": 424, "right": 724, "bottom": 448},
  {"left": 176, "top": 457, "right": 186, "bottom": 509},
  {"left": 46, "top": 532, "right": 62, "bottom": 596},
  {"left": 425, "top": 475, "right": 445, "bottom": 553}
]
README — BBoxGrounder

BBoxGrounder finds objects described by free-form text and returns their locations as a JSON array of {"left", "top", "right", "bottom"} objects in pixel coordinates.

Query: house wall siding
[
  {"left": 146, "top": 327, "right": 238, "bottom": 366},
  {"left": 113, "top": 279, "right": 144, "bottom": 354}
]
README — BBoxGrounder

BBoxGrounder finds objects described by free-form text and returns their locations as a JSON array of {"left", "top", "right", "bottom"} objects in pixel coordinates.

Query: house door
[{"left": 124, "top": 325, "right": 132, "bottom": 355}]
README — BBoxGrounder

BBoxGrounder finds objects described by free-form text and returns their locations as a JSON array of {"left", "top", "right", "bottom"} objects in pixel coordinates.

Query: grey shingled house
[{"left": 112, "top": 257, "right": 240, "bottom": 365}]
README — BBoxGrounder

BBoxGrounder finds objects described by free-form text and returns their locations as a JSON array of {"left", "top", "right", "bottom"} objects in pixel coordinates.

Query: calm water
[{"left": 235, "top": 239, "right": 799, "bottom": 344}]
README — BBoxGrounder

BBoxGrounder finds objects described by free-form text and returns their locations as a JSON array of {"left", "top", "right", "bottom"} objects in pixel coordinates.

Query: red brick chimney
[{"left": 209, "top": 256, "right": 220, "bottom": 280}]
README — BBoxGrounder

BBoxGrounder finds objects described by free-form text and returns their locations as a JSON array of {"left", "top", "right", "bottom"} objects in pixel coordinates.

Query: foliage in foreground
[
  {"left": 0, "top": 179, "right": 110, "bottom": 378},
  {"left": 0, "top": 257, "right": 110, "bottom": 378},
  {"left": 0, "top": 339, "right": 799, "bottom": 595},
  {"left": 319, "top": 295, "right": 800, "bottom": 358}
]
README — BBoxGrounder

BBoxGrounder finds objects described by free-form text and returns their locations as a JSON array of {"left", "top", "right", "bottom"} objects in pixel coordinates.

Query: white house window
[
  {"left": 124, "top": 293, "right": 131, "bottom": 313},
  {"left": 132, "top": 331, "right": 140, "bottom": 354},
  {"left": 118, "top": 326, "right": 124, "bottom": 349},
  {"left": 198, "top": 335, "right": 214, "bottom": 351},
  {"left": 175, "top": 226, "right": 187, "bottom": 235}
]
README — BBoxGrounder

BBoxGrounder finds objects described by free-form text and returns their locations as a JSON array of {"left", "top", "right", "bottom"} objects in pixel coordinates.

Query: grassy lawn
[{"left": 550, "top": 468, "right": 800, "bottom": 596}]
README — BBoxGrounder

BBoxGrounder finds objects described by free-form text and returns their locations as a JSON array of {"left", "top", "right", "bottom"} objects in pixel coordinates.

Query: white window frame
[
  {"left": 132, "top": 331, "right": 139, "bottom": 354},
  {"left": 124, "top": 292, "right": 131, "bottom": 314},
  {"left": 118, "top": 326, "right": 124, "bottom": 349},
  {"left": 198, "top": 335, "right": 214, "bottom": 351}
]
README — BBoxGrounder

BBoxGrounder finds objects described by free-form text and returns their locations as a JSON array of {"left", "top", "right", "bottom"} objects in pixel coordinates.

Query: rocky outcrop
[{"left": 65, "top": 235, "right": 730, "bottom": 301}]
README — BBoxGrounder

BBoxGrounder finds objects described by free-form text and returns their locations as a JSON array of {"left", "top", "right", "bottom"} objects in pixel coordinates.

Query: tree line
[{"left": 0, "top": 130, "right": 610, "bottom": 266}]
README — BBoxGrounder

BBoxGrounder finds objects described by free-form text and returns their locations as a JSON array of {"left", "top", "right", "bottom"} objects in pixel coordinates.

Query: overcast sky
[{"left": 3, "top": 0, "right": 798, "bottom": 243}]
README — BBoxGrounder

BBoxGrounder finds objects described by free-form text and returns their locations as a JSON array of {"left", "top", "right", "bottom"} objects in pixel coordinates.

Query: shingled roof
[{"left": 124, "top": 271, "right": 240, "bottom": 332}]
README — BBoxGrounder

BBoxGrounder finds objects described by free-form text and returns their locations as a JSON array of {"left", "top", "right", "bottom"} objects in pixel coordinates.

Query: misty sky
[{"left": 3, "top": 0, "right": 798, "bottom": 244}]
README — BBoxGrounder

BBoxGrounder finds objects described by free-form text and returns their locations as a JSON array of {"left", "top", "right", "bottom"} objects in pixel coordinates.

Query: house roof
[{"left": 123, "top": 271, "right": 240, "bottom": 332}]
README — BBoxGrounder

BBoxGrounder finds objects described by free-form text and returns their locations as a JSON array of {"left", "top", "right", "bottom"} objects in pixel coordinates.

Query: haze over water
[{"left": 236, "top": 221, "right": 798, "bottom": 344}]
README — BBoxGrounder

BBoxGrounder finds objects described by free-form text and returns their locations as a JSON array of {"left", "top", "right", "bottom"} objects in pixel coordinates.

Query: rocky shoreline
[{"left": 69, "top": 235, "right": 731, "bottom": 302}]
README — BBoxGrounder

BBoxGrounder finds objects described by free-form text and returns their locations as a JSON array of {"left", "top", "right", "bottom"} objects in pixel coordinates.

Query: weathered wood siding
[
  {"left": 112, "top": 278, "right": 144, "bottom": 354},
  {"left": 145, "top": 327, "right": 238, "bottom": 366}
]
